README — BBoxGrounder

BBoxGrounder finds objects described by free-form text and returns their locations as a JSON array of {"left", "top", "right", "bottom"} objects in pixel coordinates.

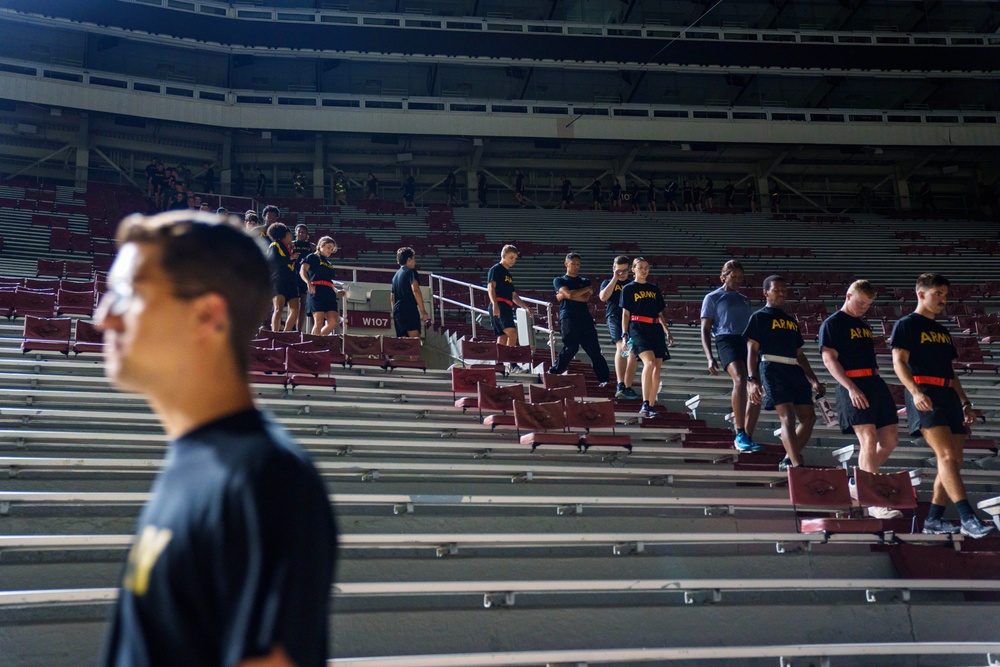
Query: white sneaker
[{"left": 867, "top": 506, "right": 904, "bottom": 520}]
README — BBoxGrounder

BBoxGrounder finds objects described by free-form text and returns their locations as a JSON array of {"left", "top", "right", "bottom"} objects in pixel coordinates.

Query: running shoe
[
  {"left": 620, "top": 337, "right": 634, "bottom": 358},
  {"left": 615, "top": 388, "right": 628, "bottom": 399},
  {"left": 733, "top": 432, "right": 764, "bottom": 454},
  {"left": 639, "top": 405, "right": 656, "bottom": 419},
  {"left": 778, "top": 456, "right": 792, "bottom": 472},
  {"left": 867, "top": 506, "right": 904, "bottom": 520},
  {"left": 623, "top": 387, "right": 640, "bottom": 400},
  {"left": 960, "top": 516, "right": 996, "bottom": 539},
  {"left": 921, "top": 518, "right": 961, "bottom": 535}
]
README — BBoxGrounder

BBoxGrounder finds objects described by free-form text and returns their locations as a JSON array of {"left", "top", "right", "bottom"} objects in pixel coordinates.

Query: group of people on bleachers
[
  {"left": 144, "top": 157, "right": 216, "bottom": 213},
  {"left": 484, "top": 244, "right": 993, "bottom": 539}
]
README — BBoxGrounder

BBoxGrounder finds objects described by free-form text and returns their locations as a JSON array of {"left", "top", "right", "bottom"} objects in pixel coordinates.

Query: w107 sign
[{"left": 345, "top": 311, "right": 393, "bottom": 329}]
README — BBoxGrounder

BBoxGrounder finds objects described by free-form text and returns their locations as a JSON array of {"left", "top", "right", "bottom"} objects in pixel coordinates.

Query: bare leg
[
  {"left": 283, "top": 298, "right": 300, "bottom": 332},
  {"left": 855, "top": 423, "right": 898, "bottom": 473},
  {"left": 922, "top": 426, "right": 968, "bottom": 505},
  {"left": 271, "top": 295, "right": 286, "bottom": 331}
]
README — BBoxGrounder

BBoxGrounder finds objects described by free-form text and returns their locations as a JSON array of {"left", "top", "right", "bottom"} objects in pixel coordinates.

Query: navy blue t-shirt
[
  {"left": 600, "top": 278, "right": 626, "bottom": 324},
  {"left": 391, "top": 266, "right": 420, "bottom": 314},
  {"left": 743, "top": 306, "right": 803, "bottom": 357},
  {"left": 303, "top": 253, "right": 337, "bottom": 284},
  {"left": 487, "top": 263, "right": 515, "bottom": 302},
  {"left": 819, "top": 310, "right": 877, "bottom": 371},
  {"left": 890, "top": 312, "right": 957, "bottom": 380},
  {"left": 103, "top": 409, "right": 336, "bottom": 667},
  {"left": 553, "top": 274, "right": 592, "bottom": 321}
]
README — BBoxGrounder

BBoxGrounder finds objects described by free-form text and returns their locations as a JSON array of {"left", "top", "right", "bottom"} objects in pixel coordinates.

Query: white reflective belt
[{"left": 761, "top": 354, "right": 798, "bottom": 365}]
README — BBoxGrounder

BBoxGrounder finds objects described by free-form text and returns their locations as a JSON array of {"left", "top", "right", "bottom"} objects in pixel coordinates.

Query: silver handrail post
[{"left": 469, "top": 283, "right": 477, "bottom": 340}]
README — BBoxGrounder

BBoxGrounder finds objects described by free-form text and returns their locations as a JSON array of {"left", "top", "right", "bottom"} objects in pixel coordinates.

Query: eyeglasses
[{"left": 95, "top": 282, "right": 134, "bottom": 320}]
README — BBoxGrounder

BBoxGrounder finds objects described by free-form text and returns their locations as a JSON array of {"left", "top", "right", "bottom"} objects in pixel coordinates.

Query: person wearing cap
[
  {"left": 487, "top": 245, "right": 531, "bottom": 346},
  {"left": 891, "top": 273, "right": 994, "bottom": 538},
  {"left": 820, "top": 279, "right": 901, "bottom": 519},
  {"left": 701, "top": 260, "right": 762, "bottom": 453},
  {"left": 745, "top": 274, "right": 824, "bottom": 470},
  {"left": 620, "top": 257, "right": 674, "bottom": 418},
  {"left": 549, "top": 253, "right": 610, "bottom": 387}
]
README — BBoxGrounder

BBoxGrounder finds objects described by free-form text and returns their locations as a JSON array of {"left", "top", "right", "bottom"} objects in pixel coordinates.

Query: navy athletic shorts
[
  {"left": 835, "top": 375, "right": 899, "bottom": 434},
  {"left": 761, "top": 360, "right": 812, "bottom": 409}
]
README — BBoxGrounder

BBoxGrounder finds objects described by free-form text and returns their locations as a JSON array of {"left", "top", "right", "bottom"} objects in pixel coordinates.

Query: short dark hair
[
  {"left": 115, "top": 211, "right": 270, "bottom": 375},
  {"left": 244, "top": 209, "right": 258, "bottom": 221},
  {"left": 915, "top": 273, "right": 949, "bottom": 293},
  {"left": 397, "top": 247, "right": 415, "bottom": 266},
  {"left": 763, "top": 274, "right": 785, "bottom": 292},
  {"left": 261, "top": 205, "right": 280, "bottom": 219},
  {"left": 267, "top": 223, "right": 289, "bottom": 242},
  {"left": 565, "top": 252, "right": 581, "bottom": 262},
  {"left": 295, "top": 224, "right": 308, "bottom": 233},
  {"left": 613, "top": 255, "right": 629, "bottom": 266}
]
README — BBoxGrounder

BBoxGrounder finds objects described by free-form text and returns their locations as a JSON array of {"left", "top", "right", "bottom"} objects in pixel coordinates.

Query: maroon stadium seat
[
  {"left": 514, "top": 400, "right": 581, "bottom": 451},
  {"left": 21, "top": 315, "right": 72, "bottom": 355},
  {"left": 73, "top": 319, "right": 105, "bottom": 355}
]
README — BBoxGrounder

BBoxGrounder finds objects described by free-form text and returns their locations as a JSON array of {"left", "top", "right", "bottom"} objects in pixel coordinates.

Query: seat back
[
  {"left": 22, "top": 315, "right": 72, "bottom": 342},
  {"left": 259, "top": 330, "right": 301, "bottom": 348},
  {"left": 854, "top": 467, "right": 917, "bottom": 510},
  {"left": 461, "top": 339, "right": 498, "bottom": 364},
  {"left": 75, "top": 319, "right": 104, "bottom": 344},
  {"left": 565, "top": 399, "right": 616, "bottom": 432},
  {"left": 451, "top": 366, "right": 496, "bottom": 394},
  {"left": 285, "top": 346, "right": 331, "bottom": 376},
  {"left": 541, "top": 373, "right": 587, "bottom": 398},
  {"left": 513, "top": 400, "right": 567, "bottom": 433},
  {"left": 527, "top": 384, "right": 577, "bottom": 404},
  {"left": 14, "top": 289, "right": 56, "bottom": 318},
  {"left": 36, "top": 259, "right": 63, "bottom": 278},
  {"left": 787, "top": 466, "right": 853, "bottom": 509},
  {"left": 25, "top": 278, "right": 60, "bottom": 291},
  {"left": 477, "top": 383, "right": 525, "bottom": 413},
  {"left": 343, "top": 334, "right": 382, "bottom": 358},
  {"left": 249, "top": 346, "right": 286, "bottom": 374},
  {"left": 382, "top": 336, "right": 420, "bottom": 359},
  {"left": 496, "top": 344, "right": 531, "bottom": 364}
]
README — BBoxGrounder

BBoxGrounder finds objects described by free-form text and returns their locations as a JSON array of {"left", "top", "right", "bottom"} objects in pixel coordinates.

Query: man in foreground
[{"left": 98, "top": 210, "right": 336, "bottom": 666}]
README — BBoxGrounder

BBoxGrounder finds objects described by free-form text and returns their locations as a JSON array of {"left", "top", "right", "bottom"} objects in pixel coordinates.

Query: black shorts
[
  {"left": 307, "top": 287, "right": 339, "bottom": 316},
  {"left": 492, "top": 303, "right": 516, "bottom": 335},
  {"left": 607, "top": 316, "right": 624, "bottom": 343},
  {"left": 905, "top": 384, "right": 966, "bottom": 437},
  {"left": 272, "top": 275, "right": 299, "bottom": 302},
  {"left": 835, "top": 376, "right": 899, "bottom": 434},
  {"left": 629, "top": 323, "right": 668, "bottom": 360},
  {"left": 394, "top": 307, "right": 420, "bottom": 337},
  {"left": 715, "top": 334, "right": 747, "bottom": 370},
  {"left": 761, "top": 360, "right": 812, "bottom": 410}
]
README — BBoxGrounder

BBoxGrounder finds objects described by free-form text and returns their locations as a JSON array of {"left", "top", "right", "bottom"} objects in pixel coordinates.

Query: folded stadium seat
[
  {"left": 461, "top": 339, "right": 499, "bottom": 368},
  {"left": 69, "top": 233, "right": 91, "bottom": 253},
  {"left": 13, "top": 289, "right": 56, "bottom": 319},
  {"left": 56, "top": 289, "right": 95, "bottom": 317},
  {"left": 451, "top": 366, "right": 496, "bottom": 411},
  {"left": 35, "top": 259, "right": 65, "bottom": 278},
  {"left": 514, "top": 400, "right": 581, "bottom": 452},
  {"left": 48, "top": 228, "right": 71, "bottom": 252},
  {"left": 21, "top": 315, "right": 72, "bottom": 355},
  {"left": 0, "top": 289, "right": 14, "bottom": 319},
  {"left": 285, "top": 347, "right": 336, "bottom": 391},
  {"left": 343, "top": 334, "right": 385, "bottom": 369},
  {"left": 477, "top": 382, "right": 526, "bottom": 430},
  {"left": 248, "top": 346, "right": 287, "bottom": 385},
  {"left": 854, "top": 467, "right": 917, "bottom": 518},
  {"left": 258, "top": 330, "right": 301, "bottom": 349},
  {"left": 528, "top": 384, "right": 577, "bottom": 403},
  {"left": 64, "top": 261, "right": 93, "bottom": 279},
  {"left": 788, "top": 466, "right": 882, "bottom": 534},
  {"left": 25, "top": 278, "right": 60, "bottom": 291},
  {"left": 381, "top": 336, "right": 426, "bottom": 372},
  {"left": 541, "top": 372, "right": 587, "bottom": 398},
  {"left": 565, "top": 398, "right": 631, "bottom": 453},
  {"left": 73, "top": 319, "right": 104, "bottom": 355},
  {"left": 92, "top": 256, "right": 113, "bottom": 273},
  {"left": 496, "top": 343, "right": 532, "bottom": 373}
]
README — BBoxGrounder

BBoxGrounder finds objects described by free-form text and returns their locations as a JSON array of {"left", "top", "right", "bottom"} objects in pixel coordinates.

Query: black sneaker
[{"left": 778, "top": 456, "right": 792, "bottom": 471}]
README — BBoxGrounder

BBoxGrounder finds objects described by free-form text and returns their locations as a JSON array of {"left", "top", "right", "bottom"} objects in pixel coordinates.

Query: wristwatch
[
  {"left": 962, "top": 401, "right": 973, "bottom": 408},
  {"left": 747, "top": 375, "right": 759, "bottom": 383}
]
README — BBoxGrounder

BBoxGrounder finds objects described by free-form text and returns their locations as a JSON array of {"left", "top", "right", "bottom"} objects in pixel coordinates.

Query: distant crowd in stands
[{"left": 144, "top": 157, "right": 218, "bottom": 213}]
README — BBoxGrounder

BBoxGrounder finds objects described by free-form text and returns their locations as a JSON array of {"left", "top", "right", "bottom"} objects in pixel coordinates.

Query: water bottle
[{"left": 816, "top": 396, "right": 837, "bottom": 427}]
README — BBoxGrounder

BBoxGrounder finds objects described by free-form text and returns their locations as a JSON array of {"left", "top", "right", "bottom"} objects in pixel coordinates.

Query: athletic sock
[
  {"left": 736, "top": 428, "right": 746, "bottom": 436},
  {"left": 642, "top": 401, "right": 649, "bottom": 409},
  {"left": 926, "top": 503, "right": 946, "bottom": 523},
  {"left": 955, "top": 500, "right": 976, "bottom": 523}
]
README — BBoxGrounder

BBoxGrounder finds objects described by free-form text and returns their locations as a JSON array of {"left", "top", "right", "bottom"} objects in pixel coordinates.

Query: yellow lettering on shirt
[
  {"left": 504, "top": 275, "right": 513, "bottom": 284},
  {"left": 770, "top": 318, "right": 799, "bottom": 331},
  {"left": 122, "top": 525, "right": 173, "bottom": 596},
  {"left": 919, "top": 331, "right": 951, "bottom": 344},
  {"left": 635, "top": 290, "right": 657, "bottom": 300},
  {"left": 849, "top": 327, "right": 872, "bottom": 340}
]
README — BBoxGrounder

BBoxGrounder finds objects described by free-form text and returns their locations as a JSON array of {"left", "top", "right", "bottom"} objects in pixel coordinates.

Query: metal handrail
[{"left": 429, "top": 273, "right": 558, "bottom": 366}]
